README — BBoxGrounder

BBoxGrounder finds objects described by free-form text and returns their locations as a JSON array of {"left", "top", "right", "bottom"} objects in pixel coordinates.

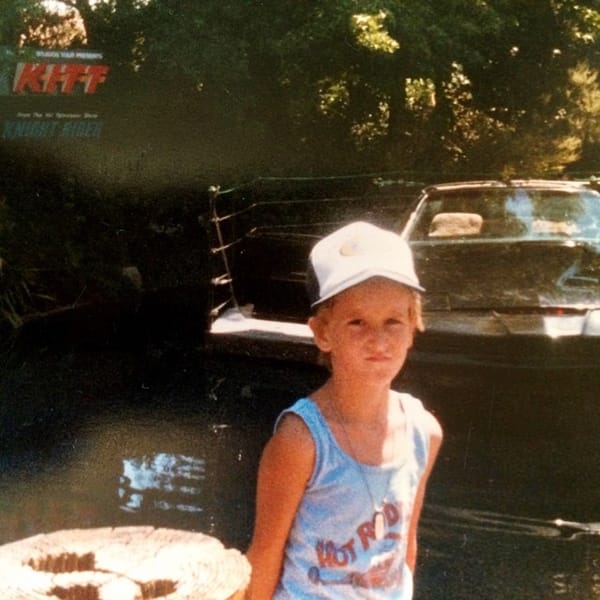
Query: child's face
[{"left": 309, "top": 277, "right": 417, "bottom": 384}]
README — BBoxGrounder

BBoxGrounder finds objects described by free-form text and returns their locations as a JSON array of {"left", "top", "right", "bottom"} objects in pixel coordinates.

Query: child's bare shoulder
[
  {"left": 275, "top": 411, "right": 313, "bottom": 442},
  {"left": 266, "top": 411, "right": 316, "bottom": 470}
]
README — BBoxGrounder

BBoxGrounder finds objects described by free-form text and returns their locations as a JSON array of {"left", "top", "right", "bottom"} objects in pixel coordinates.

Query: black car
[
  {"left": 395, "top": 180, "right": 600, "bottom": 438},
  {"left": 208, "top": 179, "right": 600, "bottom": 369},
  {"left": 401, "top": 179, "right": 600, "bottom": 368},
  {"left": 206, "top": 177, "right": 600, "bottom": 444}
]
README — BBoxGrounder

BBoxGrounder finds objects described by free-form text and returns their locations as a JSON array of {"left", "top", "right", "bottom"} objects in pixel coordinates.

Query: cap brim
[{"left": 311, "top": 269, "right": 425, "bottom": 307}]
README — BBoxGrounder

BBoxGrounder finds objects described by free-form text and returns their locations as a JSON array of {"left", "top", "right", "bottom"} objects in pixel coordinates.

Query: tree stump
[{"left": 0, "top": 526, "right": 250, "bottom": 600}]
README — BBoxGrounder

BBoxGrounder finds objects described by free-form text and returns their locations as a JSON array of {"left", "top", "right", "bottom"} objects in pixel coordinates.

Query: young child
[{"left": 246, "top": 221, "right": 443, "bottom": 599}]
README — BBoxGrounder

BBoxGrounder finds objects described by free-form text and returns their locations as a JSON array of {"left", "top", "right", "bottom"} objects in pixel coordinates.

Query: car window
[{"left": 408, "top": 187, "right": 600, "bottom": 243}]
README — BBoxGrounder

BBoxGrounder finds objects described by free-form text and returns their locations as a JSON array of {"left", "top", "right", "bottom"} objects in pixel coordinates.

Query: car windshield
[{"left": 408, "top": 187, "right": 600, "bottom": 243}]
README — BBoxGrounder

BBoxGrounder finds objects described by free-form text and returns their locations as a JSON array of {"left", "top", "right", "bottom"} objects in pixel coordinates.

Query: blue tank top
[{"left": 273, "top": 393, "right": 430, "bottom": 599}]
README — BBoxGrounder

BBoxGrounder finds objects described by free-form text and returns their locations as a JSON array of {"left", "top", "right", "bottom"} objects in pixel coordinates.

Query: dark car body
[
  {"left": 401, "top": 180, "right": 600, "bottom": 369},
  {"left": 393, "top": 180, "right": 600, "bottom": 438},
  {"left": 206, "top": 178, "right": 600, "bottom": 457}
]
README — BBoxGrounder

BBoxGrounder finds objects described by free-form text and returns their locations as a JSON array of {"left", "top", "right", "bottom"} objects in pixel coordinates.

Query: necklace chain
[{"left": 329, "top": 393, "right": 394, "bottom": 539}]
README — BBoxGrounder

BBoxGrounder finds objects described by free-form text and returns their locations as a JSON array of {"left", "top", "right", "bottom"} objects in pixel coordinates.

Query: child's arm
[
  {"left": 406, "top": 410, "right": 443, "bottom": 573},
  {"left": 245, "top": 413, "right": 315, "bottom": 599}
]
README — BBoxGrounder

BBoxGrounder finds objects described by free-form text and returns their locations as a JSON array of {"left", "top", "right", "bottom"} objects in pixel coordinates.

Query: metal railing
[{"left": 205, "top": 175, "right": 426, "bottom": 325}]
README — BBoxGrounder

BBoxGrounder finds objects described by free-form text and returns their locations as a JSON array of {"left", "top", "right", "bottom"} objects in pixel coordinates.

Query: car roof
[{"left": 421, "top": 179, "right": 598, "bottom": 194}]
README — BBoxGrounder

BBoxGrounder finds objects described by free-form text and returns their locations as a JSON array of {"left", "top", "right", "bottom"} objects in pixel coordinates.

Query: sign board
[{"left": 0, "top": 47, "right": 111, "bottom": 140}]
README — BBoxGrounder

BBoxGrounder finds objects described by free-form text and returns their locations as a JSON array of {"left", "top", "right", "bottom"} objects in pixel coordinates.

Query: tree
[{"left": 3, "top": 0, "right": 600, "bottom": 177}]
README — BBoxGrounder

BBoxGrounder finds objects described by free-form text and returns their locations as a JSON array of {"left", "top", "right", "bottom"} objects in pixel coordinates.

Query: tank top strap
[
  {"left": 397, "top": 392, "right": 430, "bottom": 474},
  {"left": 274, "top": 397, "right": 329, "bottom": 485}
]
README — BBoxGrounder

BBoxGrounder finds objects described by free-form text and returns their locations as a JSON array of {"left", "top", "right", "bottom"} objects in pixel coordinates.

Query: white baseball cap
[{"left": 306, "top": 221, "right": 424, "bottom": 307}]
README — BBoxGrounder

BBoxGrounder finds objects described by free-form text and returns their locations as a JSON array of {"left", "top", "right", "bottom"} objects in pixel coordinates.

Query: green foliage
[
  {"left": 351, "top": 11, "right": 399, "bottom": 54},
  {"left": 0, "top": 147, "right": 208, "bottom": 332},
  {"left": 0, "top": 0, "right": 40, "bottom": 46},
  {"left": 567, "top": 62, "right": 600, "bottom": 144},
  {"left": 2, "top": 0, "right": 600, "bottom": 329},
  {"left": 5, "top": 0, "right": 600, "bottom": 177}
]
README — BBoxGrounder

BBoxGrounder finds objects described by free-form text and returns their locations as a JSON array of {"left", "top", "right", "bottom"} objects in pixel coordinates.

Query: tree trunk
[{"left": 0, "top": 526, "right": 250, "bottom": 600}]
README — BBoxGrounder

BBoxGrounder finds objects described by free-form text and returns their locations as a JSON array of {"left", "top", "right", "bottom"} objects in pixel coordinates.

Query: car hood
[
  {"left": 412, "top": 240, "right": 600, "bottom": 338},
  {"left": 413, "top": 240, "right": 600, "bottom": 309}
]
